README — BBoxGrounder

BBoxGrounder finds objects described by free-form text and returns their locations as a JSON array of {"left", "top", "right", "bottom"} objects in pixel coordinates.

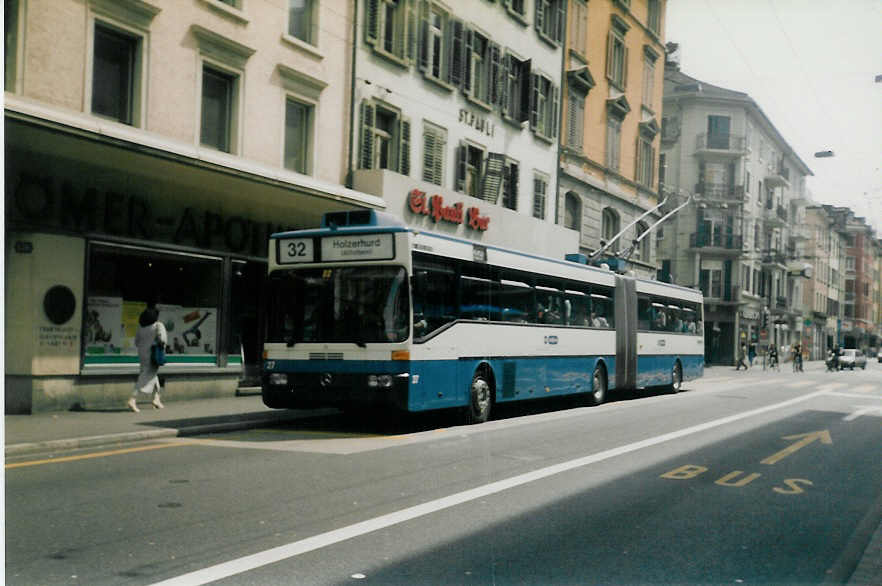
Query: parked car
[{"left": 838, "top": 349, "right": 867, "bottom": 370}]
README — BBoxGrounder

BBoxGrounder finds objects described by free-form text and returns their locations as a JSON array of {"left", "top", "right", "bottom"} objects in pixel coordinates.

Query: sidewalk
[
  {"left": 3, "top": 360, "right": 830, "bottom": 455},
  {"left": 4, "top": 391, "right": 335, "bottom": 456}
]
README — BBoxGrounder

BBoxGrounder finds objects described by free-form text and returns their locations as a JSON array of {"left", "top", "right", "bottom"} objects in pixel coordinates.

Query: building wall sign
[
  {"left": 407, "top": 189, "right": 490, "bottom": 231},
  {"left": 10, "top": 174, "right": 286, "bottom": 256},
  {"left": 459, "top": 109, "right": 495, "bottom": 137},
  {"left": 740, "top": 309, "right": 760, "bottom": 321}
]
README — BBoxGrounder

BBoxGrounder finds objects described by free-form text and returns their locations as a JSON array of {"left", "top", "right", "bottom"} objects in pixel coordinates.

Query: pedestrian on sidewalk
[
  {"left": 129, "top": 304, "right": 168, "bottom": 412},
  {"left": 748, "top": 342, "right": 757, "bottom": 367},
  {"left": 735, "top": 343, "right": 749, "bottom": 370}
]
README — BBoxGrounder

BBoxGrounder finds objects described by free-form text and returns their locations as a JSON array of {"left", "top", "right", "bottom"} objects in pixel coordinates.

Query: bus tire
[
  {"left": 587, "top": 365, "right": 607, "bottom": 406},
  {"left": 669, "top": 361, "right": 683, "bottom": 394},
  {"left": 463, "top": 369, "right": 492, "bottom": 424}
]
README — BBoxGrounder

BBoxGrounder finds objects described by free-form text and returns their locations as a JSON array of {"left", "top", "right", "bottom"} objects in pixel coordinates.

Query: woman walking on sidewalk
[{"left": 129, "top": 305, "right": 167, "bottom": 412}]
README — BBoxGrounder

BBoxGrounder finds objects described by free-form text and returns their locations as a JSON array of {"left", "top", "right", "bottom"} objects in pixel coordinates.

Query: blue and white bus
[{"left": 262, "top": 210, "right": 704, "bottom": 423}]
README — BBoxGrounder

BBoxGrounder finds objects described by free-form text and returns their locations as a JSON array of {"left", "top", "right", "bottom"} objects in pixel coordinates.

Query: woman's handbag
[{"left": 150, "top": 343, "right": 167, "bottom": 367}]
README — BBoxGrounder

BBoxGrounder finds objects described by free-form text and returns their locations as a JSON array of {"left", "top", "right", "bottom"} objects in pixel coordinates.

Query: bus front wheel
[
  {"left": 463, "top": 370, "right": 492, "bottom": 424},
  {"left": 587, "top": 365, "right": 607, "bottom": 406}
]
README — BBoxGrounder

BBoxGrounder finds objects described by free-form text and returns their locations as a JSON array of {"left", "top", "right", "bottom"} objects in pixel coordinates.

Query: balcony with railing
[
  {"left": 765, "top": 160, "right": 791, "bottom": 188},
  {"left": 688, "top": 232, "right": 744, "bottom": 254},
  {"left": 694, "top": 132, "right": 747, "bottom": 158},
  {"left": 693, "top": 182, "right": 746, "bottom": 203},
  {"left": 763, "top": 204, "right": 788, "bottom": 227},
  {"left": 761, "top": 251, "right": 789, "bottom": 268}
]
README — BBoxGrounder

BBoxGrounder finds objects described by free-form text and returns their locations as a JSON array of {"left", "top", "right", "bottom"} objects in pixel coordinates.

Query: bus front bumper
[{"left": 261, "top": 371, "right": 410, "bottom": 411}]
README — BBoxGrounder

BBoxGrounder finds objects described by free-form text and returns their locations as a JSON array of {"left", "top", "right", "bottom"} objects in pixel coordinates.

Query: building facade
[
  {"left": 5, "top": 0, "right": 381, "bottom": 412},
  {"left": 349, "top": 0, "right": 578, "bottom": 257},
  {"left": 656, "top": 62, "right": 813, "bottom": 364},
  {"left": 800, "top": 205, "right": 847, "bottom": 360},
  {"left": 558, "top": 0, "right": 666, "bottom": 278}
]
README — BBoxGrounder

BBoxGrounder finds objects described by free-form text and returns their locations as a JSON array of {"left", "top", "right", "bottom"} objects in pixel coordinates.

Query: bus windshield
[{"left": 267, "top": 266, "right": 409, "bottom": 344}]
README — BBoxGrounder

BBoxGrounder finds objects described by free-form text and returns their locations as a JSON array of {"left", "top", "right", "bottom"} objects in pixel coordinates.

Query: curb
[{"left": 5, "top": 410, "right": 337, "bottom": 457}]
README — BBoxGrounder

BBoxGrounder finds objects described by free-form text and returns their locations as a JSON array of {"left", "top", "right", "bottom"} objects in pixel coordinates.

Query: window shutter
[
  {"left": 535, "top": 1, "right": 544, "bottom": 36},
  {"left": 555, "top": 0, "right": 565, "bottom": 43},
  {"left": 463, "top": 28, "right": 473, "bottom": 94},
  {"left": 449, "top": 19, "right": 464, "bottom": 86},
  {"left": 365, "top": 0, "right": 379, "bottom": 46},
  {"left": 418, "top": 1, "right": 429, "bottom": 73},
  {"left": 529, "top": 73, "right": 539, "bottom": 130},
  {"left": 481, "top": 152, "right": 505, "bottom": 204},
  {"left": 399, "top": 117, "right": 411, "bottom": 175},
  {"left": 605, "top": 31, "right": 614, "bottom": 80},
  {"left": 509, "top": 163, "right": 519, "bottom": 209},
  {"left": 423, "top": 130, "right": 436, "bottom": 184},
  {"left": 489, "top": 43, "right": 501, "bottom": 106},
  {"left": 518, "top": 59, "right": 531, "bottom": 122},
  {"left": 455, "top": 143, "right": 467, "bottom": 192},
  {"left": 567, "top": 93, "right": 578, "bottom": 146},
  {"left": 623, "top": 46, "right": 629, "bottom": 89},
  {"left": 406, "top": 0, "right": 418, "bottom": 64},
  {"left": 359, "top": 102, "right": 375, "bottom": 169},
  {"left": 551, "top": 84, "right": 559, "bottom": 139}
]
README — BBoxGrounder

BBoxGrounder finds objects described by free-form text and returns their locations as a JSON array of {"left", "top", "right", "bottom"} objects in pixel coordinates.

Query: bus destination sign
[
  {"left": 321, "top": 233, "right": 395, "bottom": 262},
  {"left": 278, "top": 237, "right": 315, "bottom": 264}
]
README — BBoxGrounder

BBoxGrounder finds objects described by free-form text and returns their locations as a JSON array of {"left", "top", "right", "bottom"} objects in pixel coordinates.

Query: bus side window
[
  {"left": 412, "top": 263, "right": 457, "bottom": 337},
  {"left": 535, "top": 285, "right": 563, "bottom": 325},
  {"left": 591, "top": 291, "right": 613, "bottom": 328},
  {"left": 638, "top": 297, "right": 652, "bottom": 330}
]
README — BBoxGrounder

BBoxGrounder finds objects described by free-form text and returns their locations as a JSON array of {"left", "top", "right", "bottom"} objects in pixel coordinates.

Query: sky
[{"left": 665, "top": 0, "right": 882, "bottom": 233}]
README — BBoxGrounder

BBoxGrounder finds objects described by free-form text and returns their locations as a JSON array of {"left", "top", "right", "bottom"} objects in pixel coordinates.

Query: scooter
[{"left": 825, "top": 352, "right": 838, "bottom": 372}]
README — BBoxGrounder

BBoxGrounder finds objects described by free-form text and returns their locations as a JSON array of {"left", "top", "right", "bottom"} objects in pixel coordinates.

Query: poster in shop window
[
  {"left": 159, "top": 305, "right": 217, "bottom": 355},
  {"left": 122, "top": 300, "right": 147, "bottom": 354},
  {"left": 85, "top": 296, "right": 124, "bottom": 355}
]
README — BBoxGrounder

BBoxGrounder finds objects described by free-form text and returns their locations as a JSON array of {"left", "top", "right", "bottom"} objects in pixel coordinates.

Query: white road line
[
  {"left": 843, "top": 406, "right": 882, "bottom": 421},
  {"left": 149, "top": 389, "right": 830, "bottom": 586}
]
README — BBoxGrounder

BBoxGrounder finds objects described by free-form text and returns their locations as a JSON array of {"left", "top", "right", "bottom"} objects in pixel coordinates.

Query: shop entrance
[{"left": 230, "top": 260, "right": 266, "bottom": 387}]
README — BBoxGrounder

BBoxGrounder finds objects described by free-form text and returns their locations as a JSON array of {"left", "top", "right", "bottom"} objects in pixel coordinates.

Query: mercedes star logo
[{"left": 320, "top": 373, "right": 333, "bottom": 387}]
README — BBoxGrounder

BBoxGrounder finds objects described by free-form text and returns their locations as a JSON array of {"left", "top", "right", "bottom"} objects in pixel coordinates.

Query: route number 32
[{"left": 280, "top": 238, "right": 313, "bottom": 263}]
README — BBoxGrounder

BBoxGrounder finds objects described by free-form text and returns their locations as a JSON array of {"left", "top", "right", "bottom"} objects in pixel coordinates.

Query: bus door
[{"left": 614, "top": 275, "right": 637, "bottom": 389}]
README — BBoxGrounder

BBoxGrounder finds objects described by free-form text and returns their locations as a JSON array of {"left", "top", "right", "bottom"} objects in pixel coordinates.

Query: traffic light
[{"left": 761, "top": 306, "right": 769, "bottom": 329}]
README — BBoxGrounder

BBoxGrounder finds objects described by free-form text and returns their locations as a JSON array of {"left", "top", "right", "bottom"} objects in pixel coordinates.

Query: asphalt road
[{"left": 6, "top": 364, "right": 881, "bottom": 585}]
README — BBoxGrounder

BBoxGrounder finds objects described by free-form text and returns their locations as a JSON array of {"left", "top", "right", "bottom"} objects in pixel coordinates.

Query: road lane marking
[
  {"left": 5, "top": 442, "right": 195, "bottom": 469},
  {"left": 843, "top": 406, "right": 882, "bottom": 421},
  {"left": 760, "top": 430, "right": 832, "bottom": 465},
  {"left": 148, "top": 389, "right": 830, "bottom": 586}
]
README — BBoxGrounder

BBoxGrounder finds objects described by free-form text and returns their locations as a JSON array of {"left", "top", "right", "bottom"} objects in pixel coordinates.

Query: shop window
[{"left": 85, "top": 244, "right": 223, "bottom": 365}]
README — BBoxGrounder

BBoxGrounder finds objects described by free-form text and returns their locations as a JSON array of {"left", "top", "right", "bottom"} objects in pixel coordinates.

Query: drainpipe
[
  {"left": 554, "top": 2, "right": 568, "bottom": 227},
  {"left": 345, "top": 0, "right": 359, "bottom": 189}
]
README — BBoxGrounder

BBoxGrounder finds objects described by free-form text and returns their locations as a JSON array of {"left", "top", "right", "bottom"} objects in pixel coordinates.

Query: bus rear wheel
[
  {"left": 463, "top": 370, "right": 492, "bottom": 424},
  {"left": 670, "top": 361, "right": 683, "bottom": 393},
  {"left": 587, "top": 365, "right": 607, "bottom": 406}
]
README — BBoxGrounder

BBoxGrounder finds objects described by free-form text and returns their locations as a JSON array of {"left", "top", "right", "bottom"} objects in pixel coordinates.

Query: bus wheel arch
[
  {"left": 670, "top": 359, "right": 683, "bottom": 393},
  {"left": 587, "top": 361, "right": 608, "bottom": 406},
  {"left": 463, "top": 363, "right": 494, "bottom": 424}
]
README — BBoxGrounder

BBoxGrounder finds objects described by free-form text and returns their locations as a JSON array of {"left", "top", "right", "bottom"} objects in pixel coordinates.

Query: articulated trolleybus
[{"left": 262, "top": 210, "right": 704, "bottom": 423}]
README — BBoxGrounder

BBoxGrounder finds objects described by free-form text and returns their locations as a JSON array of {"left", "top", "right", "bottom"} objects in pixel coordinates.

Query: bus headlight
[
  {"left": 368, "top": 374, "right": 394, "bottom": 389},
  {"left": 269, "top": 373, "right": 288, "bottom": 385}
]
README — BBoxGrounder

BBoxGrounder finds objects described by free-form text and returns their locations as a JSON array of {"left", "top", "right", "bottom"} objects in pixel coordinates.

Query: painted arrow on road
[
  {"left": 843, "top": 406, "right": 882, "bottom": 422},
  {"left": 761, "top": 430, "right": 833, "bottom": 465}
]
